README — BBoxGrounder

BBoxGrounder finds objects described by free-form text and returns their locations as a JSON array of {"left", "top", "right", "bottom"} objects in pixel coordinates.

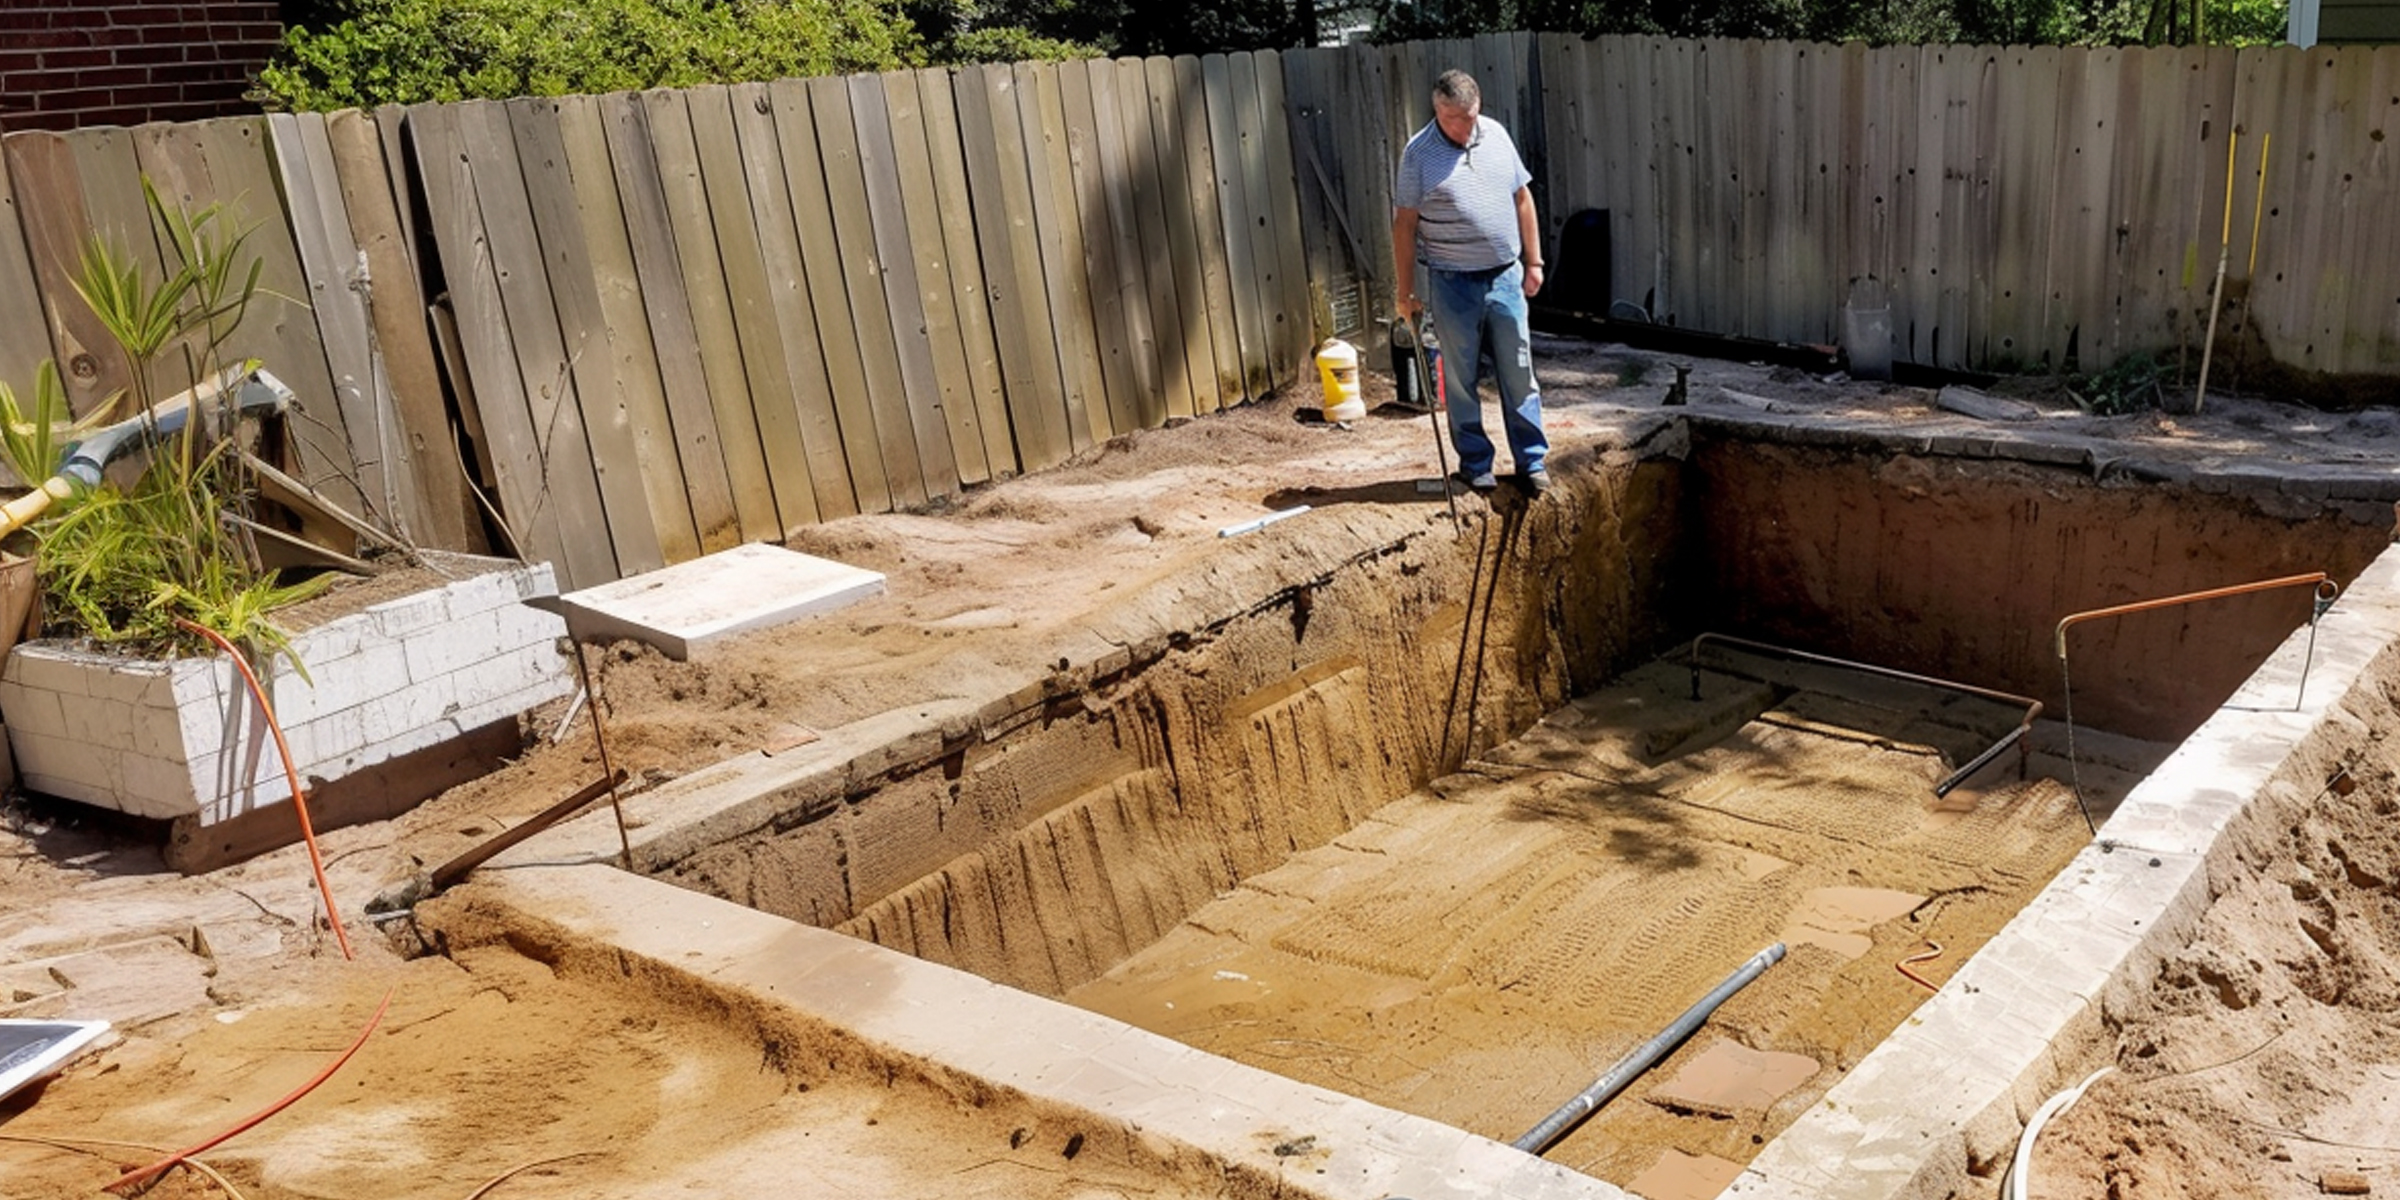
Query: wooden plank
[
  {"left": 0, "top": 142, "right": 58, "bottom": 402},
  {"left": 2354, "top": 47, "right": 2400, "bottom": 372},
  {"left": 1255, "top": 51, "right": 1314, "bottom": 382},
  {"left": 687, "top": 84, "right": 821, "bottom": 533},
  {"left": 322, "top": 109, "right": 479, "bottom": 550},
  {"left": 883, "top": 69, "right": 991, "bottom": 484},
  {"left": 152, "top": 118, "right": 348, "bottom": 489},
  {"left": 726, "top": 81, "right": 853, "bottom": 520},
  {"left": 406, "top": 102, "right": 572, "bottom": 578},
  {"left": 956, "top": 63, "right": 1074, "bottom": 471},
  {"left": 1174, "top": 55, "right": 1245, "bottom": 412},
  {"left": 2321, "top": 47, "right": 2378, "bottom": 374},
  {"left": 600, "top": 92, "right": 740, "bottom": 553},
  {"left": 270, "top": 113, "right": 399, "bottom": 530},
  {"left": 808, "top": 74, "right": 927, "bottom": 507},
  {"left": 1230, "top": 51, "right": 1294, "bottom": 389},
  {"left": 552, "top": 93, "right": 700, "bottom": 564},
  {"left": 1348, "top": 44, "right": 1397, "bottom": 332},
  {"left": 767, "top": 78, "right": 894, "bottom": 510},
  {"left": 1059, "top": 58, "right": 1141, "bottom": 439},
  {"left": 1089, "top": 58, "right": 1170, "bottom": 430},
  {"left": 6, "top": 132, "right": 130, "bottom": 419},
  {"left": 371, "top": 105, "right": 424, "bottom": 278},
  {"left": 504, "top": 97, "right": 667, "bottom": 575},
  {"left": 915, "top": 66, "right": 1013, "bottom": 479},
  {"left": 853, "top": 72, "right": 960, "bottom": 499},
  {"left": 452, "top": 99, "right": 617, "bottom": 588},
  {"left": 644, "top": 88, "right": 782, "bottom": 544},
  {"left": 1015, "top": 61, "right": 1105, "bottom": 448},
  {"left": 1144, "top": 55, "right": 1213, "bottom": 420},
  {"left": 1204, "top": 54, "right": 1270, "bottom": 401}
]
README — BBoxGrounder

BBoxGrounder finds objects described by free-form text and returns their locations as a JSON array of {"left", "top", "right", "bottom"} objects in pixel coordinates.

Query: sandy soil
[
  {"left": 2, "top": 340, "right": 2394, "bottom": 1198},
  {"left": 1066, "top": 656, "right": 2147, "bottom": 1194}
]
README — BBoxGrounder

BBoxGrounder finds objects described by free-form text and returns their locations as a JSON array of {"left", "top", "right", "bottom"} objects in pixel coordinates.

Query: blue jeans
[{"left": 1427, "top": 262, "right": 1546, "bottom": 478}]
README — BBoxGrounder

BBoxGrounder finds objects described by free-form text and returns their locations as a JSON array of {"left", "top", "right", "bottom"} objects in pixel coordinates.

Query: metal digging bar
[
  {"left": 1511, "top": 943, "right": 1788, "bottom": 1157},
  {"left": 1690, "top": 633, "right": 2043, "bottom": 798}
]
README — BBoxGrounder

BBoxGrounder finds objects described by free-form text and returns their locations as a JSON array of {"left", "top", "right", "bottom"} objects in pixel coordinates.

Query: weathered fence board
[
  {"left": 914, "top": 65, "right": 1015, "bottom": 479},
  {"left": 408, "top": 102, "right": 570, "bottom": 575},
  {"left": 600, "top": 91, "right": 741, "bottom": 553},
  {"left": 1143, "top": 55, "right": 1214, "bottom": 419},
  {"left": 553, "top": 93, "right": 701, "bottom": 563},
  {"left": 0, "top": 151, "right": 56, "bottom": 403},
  {"left": 325, "top": 108, "right": 477, "bottom": 550},
  {"left": 877, "top": 69, "right": 986, "bottom": 487},
  {"left": 452, "top": 100, "right": 617, "bottom": 589},
  {"left": 504, "top": 98, "right": 667, "bottom": 575},
  {"left": 812, "top": 74, "right": 930, "bottom": 506},
  {"left": 1017, "top": 61, "right": 1107, "bottom": 449},
  {"left": 1170, "top": 55, "right": 1243, "bottom": 412},
  {"left": 689, "top": 84, "right": 822, "bottom": 534},
  {"left": 852, "top": 72, "right": 961, "bottom": 499},
  {"left": 961, "top": 63, "right": 1075, "bottom": 471},
  {"left": 1060, "top": 59, "right": 1142, "bottom": 439},
  {"left": 1089, "top": 59, "right": 1171, "bottom": 430},
  {"left": 270, "top": 114, "right": 393, "bottom": 523},
  {"left": 1255, "top": 51, "right": 1314, "bottom": 376},
  {"left": 7, "top": 132, "right": 135, "bottom": 419},
  {"left": 645, "top": 87, "right": 782, "bottom": 545}
]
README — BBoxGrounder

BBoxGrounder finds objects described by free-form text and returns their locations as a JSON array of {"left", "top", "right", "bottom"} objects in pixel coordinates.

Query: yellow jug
[{"left": 1315, "top": 339, "right": 1364, "bottom": 422}]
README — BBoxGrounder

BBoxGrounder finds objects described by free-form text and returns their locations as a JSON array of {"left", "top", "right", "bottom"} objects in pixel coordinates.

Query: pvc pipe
[
  {"left": 1218, "top": 505, "right": 1310, "bottom": 538},
  {"left": 2005, "top": 1066, "right": 2114, "bottom": 1200},
  {"left": 1511, "top": 943, "right": 1787, "bottom": 1156}
]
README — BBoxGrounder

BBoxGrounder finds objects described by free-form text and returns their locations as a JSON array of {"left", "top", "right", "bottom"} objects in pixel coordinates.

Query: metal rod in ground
[
  {"left": 1411, "top": 314, "right": 1461, "bottom": 532},
  {"left": 428, "top": 769, "right": 629, "bottom": 892},
  {"left": 1511, "top": 943, "right": 1788, "bottom": 1156}
]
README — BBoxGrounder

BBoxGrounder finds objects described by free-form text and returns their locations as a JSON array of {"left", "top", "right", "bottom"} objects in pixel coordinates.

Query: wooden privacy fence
[
  {"left": 402, "top": 54, "right": 1313, "bottom": 589},
  {"left": 0, "top": 52, "right": 1315, "bottom": 592},
  {"left": 1288, "top": 36, "right": 2400, "bottom": 379},
  {"left": 0, "top": 114, "right": 477, "bottom": 547}
]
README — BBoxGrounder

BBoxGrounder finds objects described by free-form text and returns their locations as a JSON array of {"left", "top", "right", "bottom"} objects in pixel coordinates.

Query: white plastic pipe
[{"left": 2007, "top": 1066, "right": 2114, "bottom": 1200}]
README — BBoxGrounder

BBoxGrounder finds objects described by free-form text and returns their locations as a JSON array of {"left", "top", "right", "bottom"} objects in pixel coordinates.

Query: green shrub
[{"left": 260, "top": 0, "right": 926, "bottom": 110}]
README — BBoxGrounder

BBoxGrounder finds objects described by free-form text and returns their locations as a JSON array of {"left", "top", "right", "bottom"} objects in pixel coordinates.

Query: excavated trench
[{"left": 638, "top": 427, "right": 2392, "bottom": 1193}]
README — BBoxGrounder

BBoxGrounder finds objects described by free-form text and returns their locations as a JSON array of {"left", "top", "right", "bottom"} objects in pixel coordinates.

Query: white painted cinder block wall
[{"left": 0, "top": 556, "right": 572, "bottom": 825}]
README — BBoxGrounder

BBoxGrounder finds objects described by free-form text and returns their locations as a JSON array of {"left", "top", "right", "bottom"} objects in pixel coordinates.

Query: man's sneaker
[
  {"left": 1519, "top": 468, "right": 1552, "bottom": 496},
  {"left": 1453, "top": 469, "right": 1498, "bottom": 493}
]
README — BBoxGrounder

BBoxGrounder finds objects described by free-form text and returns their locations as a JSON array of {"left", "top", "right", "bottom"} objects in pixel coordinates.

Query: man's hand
[
  {"left": 1397, "top": 294, "right": 1422, "bottom": 325},
  {"left": 1522, "top": 263, "right": 1544, "bottom": 299}
]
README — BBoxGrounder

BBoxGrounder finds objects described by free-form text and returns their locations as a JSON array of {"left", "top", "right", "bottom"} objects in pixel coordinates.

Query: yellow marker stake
[
  {"left": 2195, "top": 127, "right": 2240, "bottom": 414},
  {"left": 2247, "top": 133, "right": 2271, "bottom": 276}
]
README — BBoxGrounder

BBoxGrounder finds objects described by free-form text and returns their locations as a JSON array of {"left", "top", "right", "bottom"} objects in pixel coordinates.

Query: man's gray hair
[{"left": 1433, "top": 69, "right": 1480, "bottom": 111}]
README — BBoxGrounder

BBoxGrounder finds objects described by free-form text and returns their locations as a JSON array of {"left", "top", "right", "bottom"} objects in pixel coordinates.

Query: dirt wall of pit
[
  {"left": 1687, "top": 437, "right": 2395, "bottom": 742},
  {"left": 663, "top": 451, "right": 1689, "bottom": 997}
]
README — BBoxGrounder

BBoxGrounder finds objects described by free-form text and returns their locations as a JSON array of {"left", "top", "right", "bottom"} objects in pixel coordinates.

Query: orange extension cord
[
  {"left": 103, "top": 986, "right": 393, "bottom": 1193},
  {"left": 173, "top": 618, "right": 353, "bottom": 960}
]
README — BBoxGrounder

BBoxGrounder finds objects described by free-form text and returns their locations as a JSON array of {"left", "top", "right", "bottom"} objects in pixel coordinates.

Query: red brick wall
[{"left": 0, "top": 2, "right": 284, "bottom": 131}]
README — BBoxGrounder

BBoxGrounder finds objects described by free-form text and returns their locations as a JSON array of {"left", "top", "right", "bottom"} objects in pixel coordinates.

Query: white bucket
[{"left": 1316, "top": 339, "right": 1365, "bottom": 422}]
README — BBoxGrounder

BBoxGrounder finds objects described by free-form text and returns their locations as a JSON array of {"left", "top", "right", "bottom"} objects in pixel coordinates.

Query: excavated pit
[{"left": 610, "top": 427, "right": 2390, "bottom": 1194}]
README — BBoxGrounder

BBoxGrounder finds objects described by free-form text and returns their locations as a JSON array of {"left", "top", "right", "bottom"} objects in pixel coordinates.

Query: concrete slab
[
  {"left": 461, "top": 863, "right": 1628, "bottom": 1200},
  {"left": 553, "top": 543, "right": 886, "bottom": 659}
]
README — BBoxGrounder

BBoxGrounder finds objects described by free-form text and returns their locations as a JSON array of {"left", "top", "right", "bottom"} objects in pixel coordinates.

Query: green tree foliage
[
  {"left": 259, "top": 0, "right": 925, "bottom": 110},
  {"left": 1370, "top": 0, "right": 2283, "bottom": 45}
]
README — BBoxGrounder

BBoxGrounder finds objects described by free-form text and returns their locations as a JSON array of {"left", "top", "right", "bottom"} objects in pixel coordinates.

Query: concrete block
[
  {"left": 554, "top": 543, "right": 885, "bottom": 660},
  {"left": 3, "top": 646, "right": 93, "bottom": 697},
  {"left": 369, "top": 588, "right": 453, "bottom": 639},
  {"left": 359, "top": 677, "right": 460, "bottom": 748},
  {"left": 0, "top": 685, "right": 69, "bottom": 739},
  {"left": 403, "top": 607, "right": 503, "bottom": 682}
]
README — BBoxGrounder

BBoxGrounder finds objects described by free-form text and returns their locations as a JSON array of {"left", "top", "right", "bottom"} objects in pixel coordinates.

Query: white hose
[{"left": 2006, "top": 1065, "right": 2114, "bottom": 1200}]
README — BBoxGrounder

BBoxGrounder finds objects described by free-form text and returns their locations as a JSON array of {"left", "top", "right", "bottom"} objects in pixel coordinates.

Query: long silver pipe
[{"left": 1510, "top": 943, "right": 1788, "bottom": 1156}]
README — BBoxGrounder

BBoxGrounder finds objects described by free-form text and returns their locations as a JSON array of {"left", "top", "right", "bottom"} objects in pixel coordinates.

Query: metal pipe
[
  {"left": 1688, "top": 633, "right": 2043, "bottom": 797},
  {"left": 1511, "top": 943, "right": 1787, "bottom": 1156},
  {"left": 429, "top": 770, "right": 628, "bottom": 892},
  {"left": 2051, "top": 572, "right": 2334, "bottom": 661}
]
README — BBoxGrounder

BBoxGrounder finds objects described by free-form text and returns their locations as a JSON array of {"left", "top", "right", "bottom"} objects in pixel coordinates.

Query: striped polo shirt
[{"left": 1394, "top": 114, "right": 1531, "bottom": 272}]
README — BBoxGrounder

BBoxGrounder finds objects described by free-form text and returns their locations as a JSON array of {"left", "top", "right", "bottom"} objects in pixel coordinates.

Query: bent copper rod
[
  {"left": 2051, "top": 572, "right": 2334, "bottom": 660},
  {"left": 1688, "top": 632, "right": 2042, "bottom": 797}
]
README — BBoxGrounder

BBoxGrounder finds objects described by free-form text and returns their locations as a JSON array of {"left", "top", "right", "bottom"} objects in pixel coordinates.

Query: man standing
[{"left": 1393, "top": 69, "right": 1549, "bottom": 495}]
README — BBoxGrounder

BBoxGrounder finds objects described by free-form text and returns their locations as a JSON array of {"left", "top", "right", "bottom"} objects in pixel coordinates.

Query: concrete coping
[
  {"left": 1727, "top": 540, "right": 2400, "bottom": 1200},
  {"left": 461, "top": 862, "right": 1627, "bottom": 1200}
]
